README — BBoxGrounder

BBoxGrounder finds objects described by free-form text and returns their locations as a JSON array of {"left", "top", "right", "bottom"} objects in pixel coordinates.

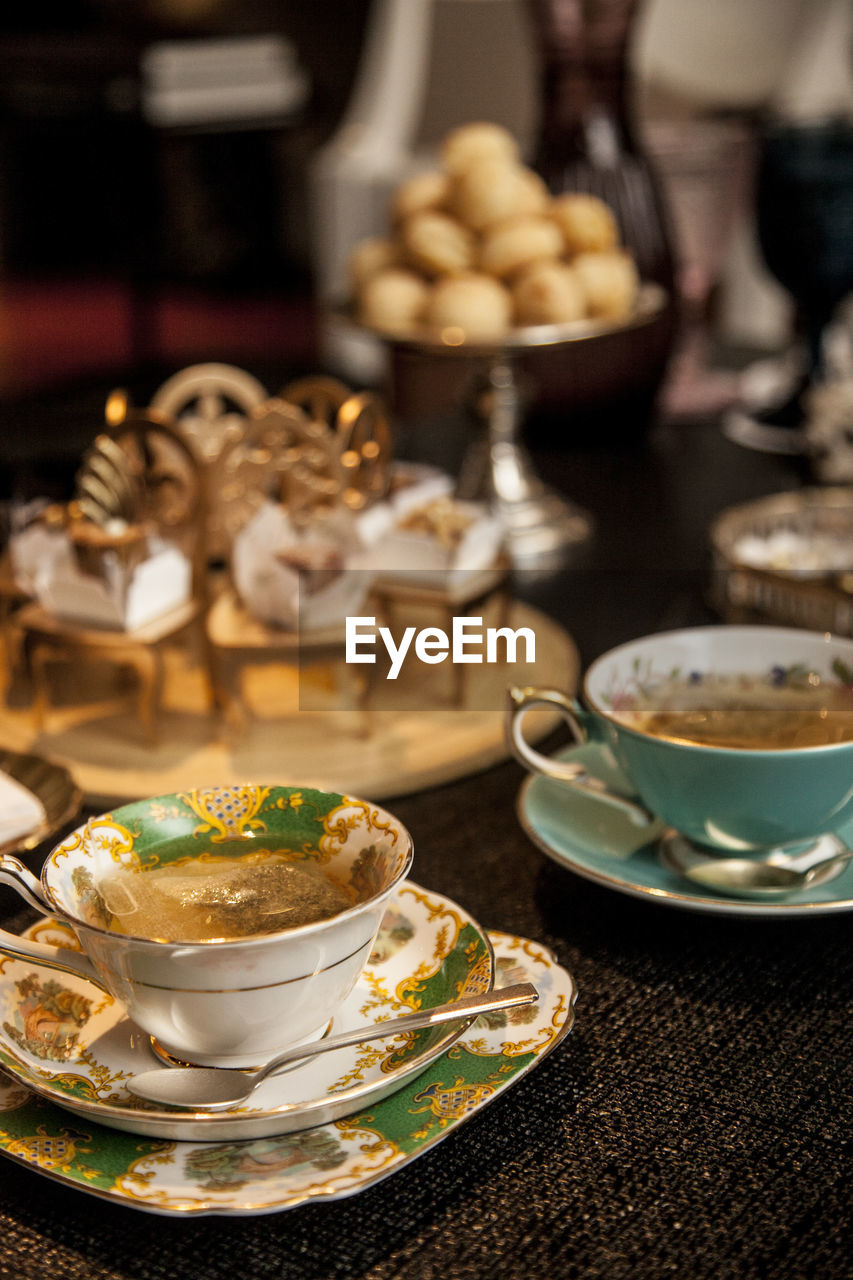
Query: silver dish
[{"left": 710, "top": 486, "right": 853, "bottom": 636}]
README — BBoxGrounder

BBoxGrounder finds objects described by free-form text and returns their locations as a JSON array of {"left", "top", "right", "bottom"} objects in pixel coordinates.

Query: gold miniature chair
[
  {"left": 204, "top": 387, "right": 388, "bottom": 731},
  {"left": 15, "top": 407, "right": 214, "bottom": 744},
  {"left": 150, "top": 363, "right": 269, "bottom": 560},
  {"left": 280, "top": 375, "right": 352, "bottom": 427}
]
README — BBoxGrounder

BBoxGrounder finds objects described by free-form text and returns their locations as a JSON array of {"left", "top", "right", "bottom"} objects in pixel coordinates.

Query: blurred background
[{"left": 0, "top": 0, "right": 848, "bottom": 428}]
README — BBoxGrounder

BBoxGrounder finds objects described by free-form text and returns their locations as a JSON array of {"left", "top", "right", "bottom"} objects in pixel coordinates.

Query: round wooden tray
[{"left": 0, "top": 602, "right": 578, "bottom": 807}]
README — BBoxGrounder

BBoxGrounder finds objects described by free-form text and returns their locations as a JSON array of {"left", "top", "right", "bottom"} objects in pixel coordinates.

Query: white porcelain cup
[{"left": 0, "top": 785, "right": 413, "bottom": 1067}]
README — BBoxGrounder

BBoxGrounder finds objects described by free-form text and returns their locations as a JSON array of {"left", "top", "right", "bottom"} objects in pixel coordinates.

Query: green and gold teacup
[
  {"left": 508, "top": 626, "right": 853, "bottom": 855},
  {"left": 0, "top": 785, "right": 413, "bottom": 1066}
]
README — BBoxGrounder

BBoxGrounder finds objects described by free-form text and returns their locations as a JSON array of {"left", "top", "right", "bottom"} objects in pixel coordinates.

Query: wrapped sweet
[
  {"left": 369, "top": 495, "right": 505, "bottom": 588},
  {"left": 11, "top": 519, "right": 191, "bottom": 631},
  {"left": 8, "top": 438, "right": 193, "bottom": 631},
  {"left": 232, "top": 502, "right": 372, "bottom": 632}
]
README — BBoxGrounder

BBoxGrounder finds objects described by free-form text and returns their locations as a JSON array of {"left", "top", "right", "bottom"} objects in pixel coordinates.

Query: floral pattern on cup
[{"left": 600, "top": 657, "right": 853, "bottom": 718}]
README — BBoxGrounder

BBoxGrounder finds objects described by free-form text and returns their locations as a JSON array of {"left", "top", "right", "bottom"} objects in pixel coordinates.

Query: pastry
[
  {"left": 551, "top": 193, "right": 619, "bottom": 254},
  {"left": 440, "top": 121, "right": 519, "bottom": 174},
  {"left": 573, "top": 250, "right": 639, "bottom": 321},
  {"left": 348, "top": 236, "right": 399, "bottom": 292},
  {"left": 400, "top": 210, "right": 476, "bottom": 276},
  {"left": 450, "top": 159, "right": 541, "bottom": 231},
  {"left": 391, "top": 169, "right": 451, "bottom": 222},
  {"left": 512, "top": 261, "right": 586, "bottom": 325},
  {"left": 359, "top": 267, "right": 430, "bottom": 332},
  {"left": 348, "top": 121, "right": 639, "bottom": 341},
  {"left": 515, "top": 167, "right": 551, "bottom": 217},
  {"left": 424, "top": 272, "right": 513, "bottom": 339},
  {"left": 479, "top": 215, "right": 565, "bottom": 279}
]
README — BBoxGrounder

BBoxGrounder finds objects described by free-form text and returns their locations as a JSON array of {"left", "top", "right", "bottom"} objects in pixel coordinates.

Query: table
[{"left": 0, "top": 398, "right": 849, "bottom": 1280}]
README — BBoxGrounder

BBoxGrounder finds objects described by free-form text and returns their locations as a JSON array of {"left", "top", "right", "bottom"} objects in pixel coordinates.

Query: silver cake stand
[{"left": 349, "top": 283, "right": 668, "bottom": 567}]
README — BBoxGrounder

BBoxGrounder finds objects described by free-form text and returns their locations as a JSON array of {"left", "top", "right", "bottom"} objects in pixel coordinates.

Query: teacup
[
  {"left": 508, "top": 625, "right": 853, "bottom": 854},
  {"left": 0, "top": 784, "right": 413, "bottom": 1067}
]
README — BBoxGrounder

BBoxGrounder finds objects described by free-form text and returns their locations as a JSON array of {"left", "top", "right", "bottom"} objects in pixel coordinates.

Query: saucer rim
[
  {"left": 0, "top": 881, "right": 495, "bottom": 1138},
  {"left": 0, "top": 929, "right": 578, "bottom": 1216},
  {"left": 517, "top": 747, "right": 853, "bottom": 918}
]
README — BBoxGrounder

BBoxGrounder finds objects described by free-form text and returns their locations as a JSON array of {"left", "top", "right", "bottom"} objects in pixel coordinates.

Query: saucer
[
  {"left": 0, "top": 882, "right": 498, "bottom": 1142},
  {"left": 517, "top": 744, "right": 853, "bottom": 917},
  {"left": 0, "top": 925, "right": 577, "bottom": 1216}
]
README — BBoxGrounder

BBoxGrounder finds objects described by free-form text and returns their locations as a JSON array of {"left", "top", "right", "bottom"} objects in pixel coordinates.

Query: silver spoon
[
  {"left": 684, "top": 847, "right": 853, "bottom": 898},
  {"left": 127, "top": 982, "right": 539, "bottom": 1111}
]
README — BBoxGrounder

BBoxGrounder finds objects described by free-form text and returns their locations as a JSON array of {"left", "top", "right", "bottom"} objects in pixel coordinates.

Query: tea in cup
[
  {"left": 0, "top": 784, "right": 413, "bottom": 1066},
  {"left": 508, "top": 625, "right": 853, "bottom": 854}
]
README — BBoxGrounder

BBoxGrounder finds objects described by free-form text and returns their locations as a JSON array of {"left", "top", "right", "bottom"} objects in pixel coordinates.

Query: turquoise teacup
[{"left": 508, "top": 625, "right": 853, "bottom": 854}]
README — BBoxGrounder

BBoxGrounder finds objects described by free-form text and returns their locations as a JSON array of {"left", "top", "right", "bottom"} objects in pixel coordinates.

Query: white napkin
[{"left": 0, "top": 770, "right": 46, "bottom": 848}]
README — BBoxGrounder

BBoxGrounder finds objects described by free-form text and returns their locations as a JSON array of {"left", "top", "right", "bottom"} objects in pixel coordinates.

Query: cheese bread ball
[
  {"left": 348, "top": 236, "right": 399, "bottom": 292},
  {"left": 424, "top": 272, "right": 513, "bottom": 339},
  {"left": 480, "top": 215, "right": 565, "bottom": 279},
  {"left": 450, "top": 159, "right": 542, "bottom": 232},
  {"left": 391, "top": 169, "right": 451, "bottom": 223},
  {"left": 573, "top": 250, "right": 639, "bottom": 321},
  {"left": 440, "top": 121, "right": 519, "bottom": 175},
  {"left": 359, "top": 267, "right": 430, "bottom": 332},
  {"left": 400, "top": 210, "right": 476, "bottom": 276},
  {"left": 551, "top": 193, "right": 619, "bottom": 254},
  {"left": 515, "top": 167, "right": 551, "bottom": 217},
  {"left": 513, "top": 261, "right": 587, "bottom": 326},
  {"left": 348, "top": 122, "right": 639, "bottom": 341}
]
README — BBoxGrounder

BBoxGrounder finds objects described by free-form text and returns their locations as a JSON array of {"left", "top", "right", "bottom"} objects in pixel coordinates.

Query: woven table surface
[{"left": 0, "top": 411, "right": 849, "bottom": 1279}]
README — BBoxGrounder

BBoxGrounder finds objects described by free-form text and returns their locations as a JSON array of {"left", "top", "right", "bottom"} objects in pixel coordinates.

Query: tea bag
[{"left": 99, "top": 859, "right": 352, "bottom": 941}]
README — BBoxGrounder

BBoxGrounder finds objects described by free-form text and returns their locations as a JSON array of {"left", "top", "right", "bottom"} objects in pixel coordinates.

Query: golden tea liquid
[
  {"left": 619, "top": 674, "right": 853, "bottom": 749},
  {"left": 98, "top": 851, "right": 355, "bottom": 942}
]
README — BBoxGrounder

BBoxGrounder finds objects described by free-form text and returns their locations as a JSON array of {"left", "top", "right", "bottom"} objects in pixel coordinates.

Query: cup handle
[
  {"left": 506, "top": 685, "right": 656, "bottom": 828},
  {"left": 0, "top": 855, "right": 102, "bottom": 985}
]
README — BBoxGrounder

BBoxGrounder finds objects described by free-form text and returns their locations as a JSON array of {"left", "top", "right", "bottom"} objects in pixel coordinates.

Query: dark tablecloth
[{"left": 0, "top": 403, "right": 850, "bottom": 1280}]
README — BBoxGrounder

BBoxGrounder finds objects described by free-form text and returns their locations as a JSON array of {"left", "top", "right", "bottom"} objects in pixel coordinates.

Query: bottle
[
  {"left": 523, "top": 0, "right": 676, "bottom": 434},
  {"left": 527, "top": 0, "right": 674, "bottom": 286}
]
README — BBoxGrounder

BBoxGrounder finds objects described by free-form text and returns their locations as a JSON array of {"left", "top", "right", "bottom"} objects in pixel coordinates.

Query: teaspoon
[
  {"left": 127, "top": 982, "right": 538, "bottom": 1111},
  {"left": 684, "top": 847, "right": 853, "bottom": 898}
]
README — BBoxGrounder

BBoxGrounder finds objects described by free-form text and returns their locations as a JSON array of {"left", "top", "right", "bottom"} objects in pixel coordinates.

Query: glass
[
  {"left": 757, "top": 118, "right": 853, "bottom": 375},
  {"left": 644, "top": 116, "right": 755, "bottom": 418}
]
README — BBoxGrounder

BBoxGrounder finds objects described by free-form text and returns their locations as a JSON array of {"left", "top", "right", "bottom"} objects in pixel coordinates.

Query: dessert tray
[
  {"left": 0, "top": 602, "right": 577, "bottom": 806},
  {"left": 0, "top": 889, "right": 576, "bottom": 1216}
]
